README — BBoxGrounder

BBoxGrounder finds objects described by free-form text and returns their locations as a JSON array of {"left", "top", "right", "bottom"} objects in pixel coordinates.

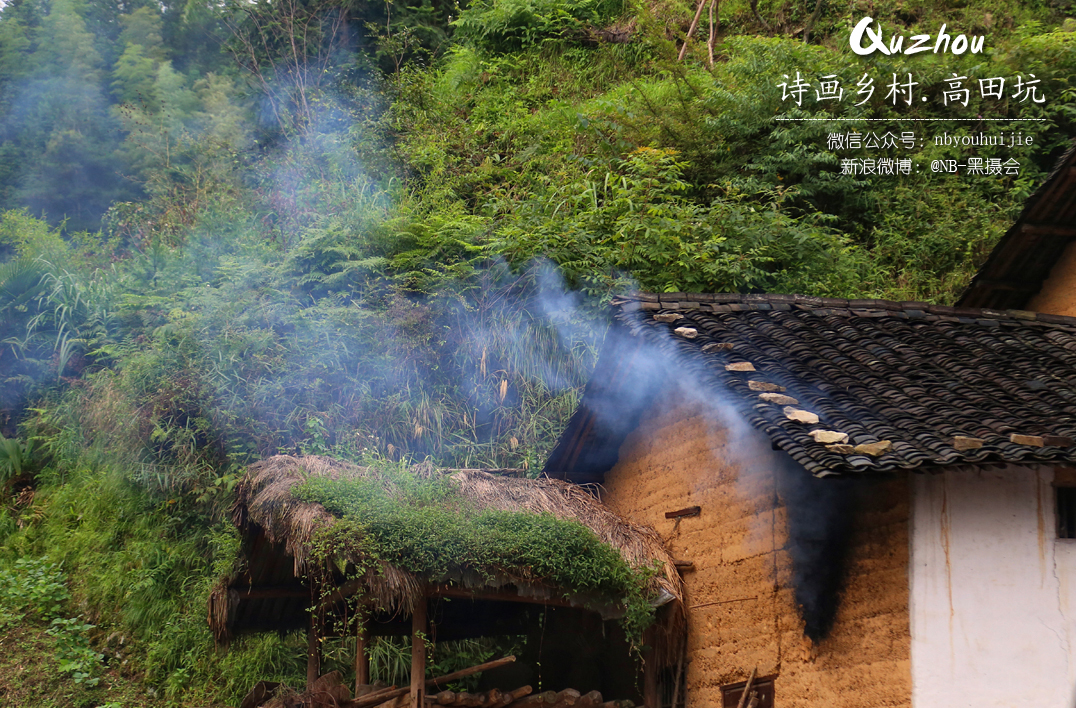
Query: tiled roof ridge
[{"left": 610, "top": 292, "right": 1076, "bottom": 328}]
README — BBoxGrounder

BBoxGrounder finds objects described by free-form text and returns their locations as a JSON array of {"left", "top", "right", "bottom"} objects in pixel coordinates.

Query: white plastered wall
[{"left": 910, "top": 465, "right": 1076, "bottom": 707}]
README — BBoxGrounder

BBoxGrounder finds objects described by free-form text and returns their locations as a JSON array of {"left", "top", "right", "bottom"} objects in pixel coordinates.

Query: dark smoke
[
  {"left": 544, "top": 297, "right": 866, "bottom": 643},
  {"left": 776, "top": 454, "right": 858, "bottom": 642}
]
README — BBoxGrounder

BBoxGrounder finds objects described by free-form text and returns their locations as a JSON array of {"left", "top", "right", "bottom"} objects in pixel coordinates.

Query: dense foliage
[{"left": 0, "top": 0, "right": 1073, "bottom": 701}]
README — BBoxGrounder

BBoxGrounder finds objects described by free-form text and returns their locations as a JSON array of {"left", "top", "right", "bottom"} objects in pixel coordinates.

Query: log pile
[
  {"left": 425, "top": 687, "right": 633, "bottom": 708},
  {"left": 239, "top": 655, "right": 636, "bottom": 708}
]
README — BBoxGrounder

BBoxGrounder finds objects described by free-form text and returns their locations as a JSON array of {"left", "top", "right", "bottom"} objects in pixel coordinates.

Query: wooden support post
[
  {"left": 355, "top": 610, "right": 370, "bottom": 696},
  {"left": 411, "top": 594, "right": 428, "bottom": 708},
  {"left": 643, "top": 654, "right": 659, "bottom": 708},
  {"left": 307, "top": 605, "right": 321, "bottom": 690}
]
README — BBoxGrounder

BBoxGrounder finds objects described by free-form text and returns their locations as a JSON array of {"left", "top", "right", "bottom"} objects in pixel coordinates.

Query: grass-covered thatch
[{"left": 212, "top": 455, "right": 684, "bottom": 662}]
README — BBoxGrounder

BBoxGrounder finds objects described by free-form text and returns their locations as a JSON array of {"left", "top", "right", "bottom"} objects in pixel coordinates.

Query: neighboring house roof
[
  {"left": 545, "top": 293, "right": 1076, "bottom": 482},
  {"left": 957, "top": 141, "right": 1076, "bottom": 309}
]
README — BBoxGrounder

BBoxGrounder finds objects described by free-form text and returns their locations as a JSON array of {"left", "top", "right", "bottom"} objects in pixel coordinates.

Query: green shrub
[
  {"left": 0, "top": 557, "right": 70, "bottom": 622},
  {"left": 454, "top": 0, "right": 624, "bottom": 51},
  {"left": 0, "top": 558, "right": 102, "bottom": 685},
  {"left": 493, "top": 146, "right": 868, "bottom": 295}
]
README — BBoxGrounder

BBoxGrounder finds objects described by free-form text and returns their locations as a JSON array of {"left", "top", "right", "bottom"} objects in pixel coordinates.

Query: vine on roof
[{"left": 294, "top": 466, "right": 659, "bottom": 651}]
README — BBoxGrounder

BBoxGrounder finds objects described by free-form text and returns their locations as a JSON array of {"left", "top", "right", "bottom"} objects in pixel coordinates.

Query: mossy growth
[{"left": 293, "top": 467, "right": 658, "bottom": 648}]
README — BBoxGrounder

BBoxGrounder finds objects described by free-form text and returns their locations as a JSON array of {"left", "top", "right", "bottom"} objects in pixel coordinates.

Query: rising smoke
[{"left": 548, "top": 296, "right": 862, "bottom": 642}]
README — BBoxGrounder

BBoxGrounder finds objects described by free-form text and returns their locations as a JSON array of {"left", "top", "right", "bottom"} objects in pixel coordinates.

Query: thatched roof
[{"left": 212, "top": 455, "right": 684, "bottom": 663}]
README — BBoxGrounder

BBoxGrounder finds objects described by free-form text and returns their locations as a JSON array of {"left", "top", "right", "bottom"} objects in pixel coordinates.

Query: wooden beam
[
  {"left": 965, "top": 279, "right": 1041, "bottom": 292},
  {"left": 411, "top": 594, "right": 428, "bottom": 708},
  {"left": 1021, "top": 223, "right": 1076, "bottom": 239},
  {"left": 232, "top": 585, "right": 309, "bottom": 599},
  {"left": 665, "top": 506, "right": 701, "bottom": 519},
  {"left": 428, "top": 584, "right": 576, "bottom": 608}
]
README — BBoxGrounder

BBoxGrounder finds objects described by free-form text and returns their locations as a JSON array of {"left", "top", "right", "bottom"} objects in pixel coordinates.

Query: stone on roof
[{"left": 546, "top": 292, "right": 1076, "bottom": 480}]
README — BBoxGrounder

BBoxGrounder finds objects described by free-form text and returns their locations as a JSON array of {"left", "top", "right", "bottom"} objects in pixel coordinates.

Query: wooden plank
[
  {"left": 412, "top": 596, "right": 428, "bottom": 708},
  {"left": 664, "top": 506, "right": 701, "bottom": 519}
]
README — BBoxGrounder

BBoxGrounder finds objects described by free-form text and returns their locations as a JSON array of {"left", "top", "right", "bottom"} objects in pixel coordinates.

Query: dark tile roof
[
  {"left": 545, "top": 293, "right": 1076, "bottom": 481},
  {"left": 957, "top": 140, "right": 1076, "bottom": 309}
]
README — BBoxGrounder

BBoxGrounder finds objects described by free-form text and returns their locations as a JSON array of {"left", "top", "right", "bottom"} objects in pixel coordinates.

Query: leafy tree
[
  {"left": 3, "top": 0, "right": 135, "bottom": 230},
  {"left": 112, "top": 42, "right": 160, "bottom": 104},
  {"left": 119, "top": 6, "right": 166, "bottom": 58},
  {"left": 221, "top": 0, "right": 353, "bottom": 135}
]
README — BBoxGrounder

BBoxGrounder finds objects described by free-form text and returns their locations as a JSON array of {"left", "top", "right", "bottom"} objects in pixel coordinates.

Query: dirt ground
[{"left": 0, "top": 621, "right": 170, "bottom": 708}]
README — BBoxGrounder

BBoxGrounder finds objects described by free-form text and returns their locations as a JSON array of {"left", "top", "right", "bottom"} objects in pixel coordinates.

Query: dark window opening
[
  {"left": 721, "top": 676, "right": 775, "bottom": 708},
  {"left": 1058, "top": 486, "right": 1076, "bottom": 539}
]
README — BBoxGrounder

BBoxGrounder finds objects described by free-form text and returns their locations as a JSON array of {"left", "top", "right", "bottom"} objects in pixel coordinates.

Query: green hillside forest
[{"left": 0, "top": 0, "right": 1073, "bottom": 702}]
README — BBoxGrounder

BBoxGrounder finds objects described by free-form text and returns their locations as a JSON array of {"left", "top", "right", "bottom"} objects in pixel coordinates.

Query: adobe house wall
[
  {"left": 600, "top": 393, "right": 911, "bottom": 708},
  {"left": 1028, "top": 240, "right": 1076, "bottom": 316}
]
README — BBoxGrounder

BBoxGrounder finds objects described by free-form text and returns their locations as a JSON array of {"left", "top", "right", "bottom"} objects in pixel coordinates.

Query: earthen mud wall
[{"left": 601, "top": 395, "right": 911, "bottom": 708}]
